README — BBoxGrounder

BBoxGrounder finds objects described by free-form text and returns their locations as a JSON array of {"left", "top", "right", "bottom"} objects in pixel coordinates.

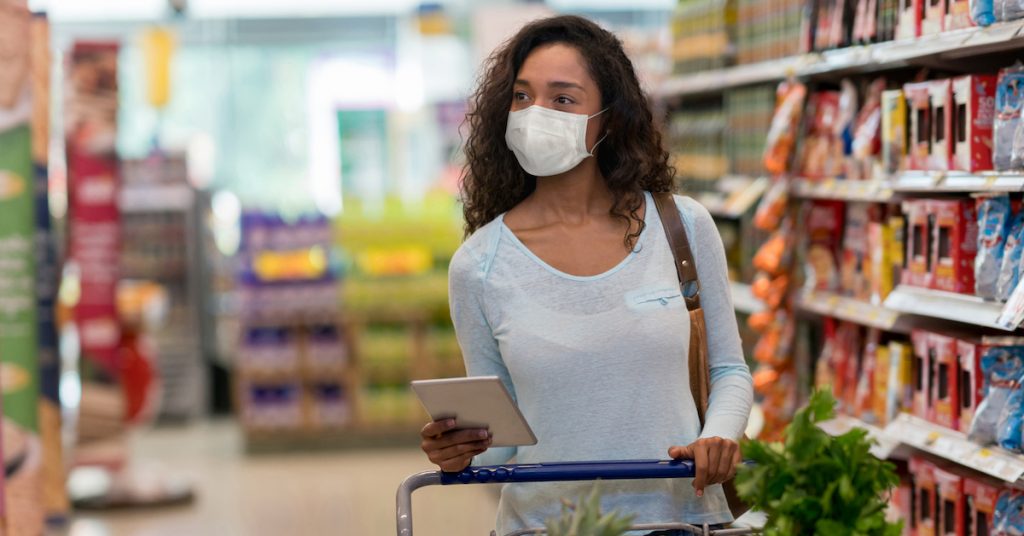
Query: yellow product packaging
[
  {"left": 868, "top": 221, "right": 894, "bottom": 305},
  {"left": 885, "top": 340, "right": 914, "bottom": 423},
  {"left": 871, "top": 345, "right": 891, "bottom": 425},
  {"left": 881, "top": 90, "right": 908, "bottom": 175}
]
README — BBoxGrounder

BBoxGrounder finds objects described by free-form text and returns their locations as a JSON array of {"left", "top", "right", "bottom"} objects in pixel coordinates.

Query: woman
[{"left": 420, "top": 15, "right": 753, "bottom": 536}]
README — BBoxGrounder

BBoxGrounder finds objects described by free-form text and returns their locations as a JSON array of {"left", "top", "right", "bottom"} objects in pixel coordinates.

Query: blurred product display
[
  {"left": 664, "top": 0, "right": 1024, "bottom": 529},
  {"left": 5, "top": 0, "right": 1024, "bottom": 533}
]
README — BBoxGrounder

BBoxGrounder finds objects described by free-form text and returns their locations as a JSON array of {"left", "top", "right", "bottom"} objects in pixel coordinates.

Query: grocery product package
[
  {"left": 850, "top": 78, "right": 885, "bottom": 180},
  {"left": 998, "top": 211, "right": 1024, "bottom": 301},
  {"left": 885, "top": 340, "right": 914, "bottom": 425},
  {"left": 994, "top": 490, "right": 1024, "bottom": 534},
  {"left": 803, "top": 200, "right": 845, "bottom": 292},
  {"left": 971, "top": 0, "right": 997, "bottom": 24},
  {"left": 764, "top": 80, "right": 807, "bottom": 176},
  {"left": 976, "top": 194, "right": 1012, "bottom": 299},
  {"left": 994, "top": 63, "right": 1024, "bottom": 171},
  {"left": 1002, "top": 0, "right": 1024, "bottom": 24},
  {"left": 903, "top": 199, "right": 934, "bottom": 288},
  {"left": 881, "top": 89, "right": 908, "bottom": 174},
  {"left": 930, "top": 198, "right": 978, "bottom": 294},
  {"left": 928, "top": 79, "right": 953, "bottom": 171},
  {"left": 0, "top": 2, "right": 45, "bottom": 533},
  {"left": 753, "top": 178, "right": 789, "bottom": 232},
  {"left": 968, "top": 346, "right": 1024, "bottom": 446},
  {"left": 905, "top": 81, "right": 933, "bottom": 170},
  {"left": 952, "top": 74, "right": 997, "bottom": 172}
]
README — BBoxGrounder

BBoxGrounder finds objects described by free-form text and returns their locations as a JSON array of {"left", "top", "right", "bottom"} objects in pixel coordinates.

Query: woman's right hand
[{"left": 420, "top": 418, "right": 492, "bottom": 472}]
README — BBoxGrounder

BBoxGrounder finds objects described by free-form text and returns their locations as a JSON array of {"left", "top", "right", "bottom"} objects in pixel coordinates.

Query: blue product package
[
  {"left": 973, "top": 0, "right": 997, "bottom": 25},
  {"left": 977, "top": 195, "right": 1012, "bottom": 299},
  {"left": 995, "top": 490, "right": 1014, "bottom": 533},
  {"left": 999, "top": 380, "right": 1024, "bottom": 451},
  {"left": 995, "top": 64, "right": 1024, "bottom": 171},
  {"left": 999, "top": 211, "right": 1024, "bottom": 300},
  {"left": 1002, "top": 492, "right": 1024, "bottom": 535},
  {"left": 969, "top": 347, "right": 1024, "bottom": 445}
]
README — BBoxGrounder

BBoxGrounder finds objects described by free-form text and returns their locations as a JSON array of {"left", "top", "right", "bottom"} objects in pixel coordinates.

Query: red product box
[
  {"left": 933, "top": 466, "right": 965, "bottom": 536},
  {"left": 903, "top": 200, "right": 935, "bottom": 288},
  {"left": 930, "top": 332, "right": 960, "bottom": 430},
  {"left": 951, "top": 74, "right": 997, "bottom": 172},
  {"left": 930, "top": 199, "right": 978, "bottom": 294},
  {"left": 912, "top": 330, "right": 935, "bottom": 422},
  {"left": 957, "top": 337, "right": 985, "bottom": 434},
  {"left": 929, "top": 80, "right": 953, "bottom": 171},
  {"left": 906, "top": 82, "right": 933, "bottom": 170},
  {"left": 898, "top": 0, "right": 924, "bottom": 39},
  {"left": 923, "top": 0, "right": 947, "bottom": 35},
  {"left": 946, "top": 0, "right": 974, "bottom": 29},
  {"left": 911, "top": 456, "right": 939, "bottom": 536},
  {"left": 964, "top": 475, "right": 1002, "bottom": 536}
]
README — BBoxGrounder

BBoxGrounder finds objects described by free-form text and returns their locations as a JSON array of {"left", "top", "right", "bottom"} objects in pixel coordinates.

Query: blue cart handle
[{"left": 439, "top": 459, "right": 696, "bottom": 485}]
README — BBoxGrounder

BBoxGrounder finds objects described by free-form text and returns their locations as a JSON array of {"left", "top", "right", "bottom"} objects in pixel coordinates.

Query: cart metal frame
[{"left": 397, "top": 460, "right": 760, "bottom": 536}]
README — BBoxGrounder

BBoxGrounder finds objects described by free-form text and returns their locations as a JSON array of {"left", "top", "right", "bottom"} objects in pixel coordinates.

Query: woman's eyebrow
[{"left": 513, "top": 79, "right": 585, "bottom": 92}]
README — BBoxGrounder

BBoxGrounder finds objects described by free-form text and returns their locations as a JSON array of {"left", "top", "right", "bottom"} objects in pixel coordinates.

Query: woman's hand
[
  {"left": 420, "top": 418, "right": 493, "bottom": 472},
  {"left": 667, "top": 437, "right": 741, "bottom": 497}
]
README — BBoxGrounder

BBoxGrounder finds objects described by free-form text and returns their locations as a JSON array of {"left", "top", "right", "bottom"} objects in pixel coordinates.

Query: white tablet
[{"left": 411, "top": 376, "right": 537, "bottom": 448}]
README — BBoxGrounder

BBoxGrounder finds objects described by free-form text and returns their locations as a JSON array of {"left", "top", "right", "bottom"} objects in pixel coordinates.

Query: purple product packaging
[
  {"left": 977, "top": 195, "right": 1013, "bottom": 299},
  {"left": 998, "top": 211, "right": 1024, "bottom": 301}
]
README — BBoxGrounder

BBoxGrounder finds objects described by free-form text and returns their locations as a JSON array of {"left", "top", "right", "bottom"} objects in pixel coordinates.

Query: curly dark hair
[{"left": 460, "top": 15, "right": 675, "bottom": 247}]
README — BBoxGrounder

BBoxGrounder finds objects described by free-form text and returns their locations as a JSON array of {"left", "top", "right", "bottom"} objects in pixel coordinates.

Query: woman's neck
[{"left": 526, "top": 159, "right": 613, "bottom": 224}]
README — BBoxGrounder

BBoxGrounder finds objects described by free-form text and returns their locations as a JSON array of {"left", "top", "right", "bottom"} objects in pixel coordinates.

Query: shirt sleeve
[
  {"left": 448, "top": 243, "right": 518, "bottom": 466},
  {"left": 677, "top": 197, "right": 754, "bottom": 441}
]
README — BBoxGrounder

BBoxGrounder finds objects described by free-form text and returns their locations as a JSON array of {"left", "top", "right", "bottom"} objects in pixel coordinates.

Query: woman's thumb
[{"left": 668, "top": 445, "right": 693, "bottom": 459}]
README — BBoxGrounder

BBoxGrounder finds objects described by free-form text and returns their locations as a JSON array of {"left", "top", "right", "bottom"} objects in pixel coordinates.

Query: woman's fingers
[
  {"left": 421, "top": 418, "right": 457, "bottom": 439},
  {"left": 718, "top": 442, "right": 739, "bottom": 482},
  {"left": 432, "top": 437, "right": 492, "bottom": 463},
  {"left": 691, "top": 442, "right": 709, "bottom": 497},
  {"left": 421, "top": 427, "right": 489, "bottom": 452},
  {"left": 669, "top": 437, "right": 742, "bottom": 497},
  {"left": 438, "top": 449, "right": 485, "bottom": 472},
  {"left": 705, "top": 439, "right": 724, "bottom": 485}
]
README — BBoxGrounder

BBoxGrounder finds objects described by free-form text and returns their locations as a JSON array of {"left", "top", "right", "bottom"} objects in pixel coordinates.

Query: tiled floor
[{"left": 66, "top": 421, "right": 499, "bottom": 536}]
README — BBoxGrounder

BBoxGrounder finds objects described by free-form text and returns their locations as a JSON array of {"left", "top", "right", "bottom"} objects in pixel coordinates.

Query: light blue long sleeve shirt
[{"left": 448, "top": 192, "right": 754, "bottom": 535}]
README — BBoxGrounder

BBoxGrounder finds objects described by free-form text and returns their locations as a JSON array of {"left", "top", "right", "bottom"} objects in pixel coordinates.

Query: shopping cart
[{"left": 396, "top": 459, "right": 761, "bottom": 536}]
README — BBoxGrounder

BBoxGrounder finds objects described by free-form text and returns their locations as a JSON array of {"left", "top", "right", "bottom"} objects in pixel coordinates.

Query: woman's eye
[
  {"left": 514, "top": 92, "right": 530, "bottom": 102},
  {"left": 555, "top": 96, "right": 574, "bottom": 105}
]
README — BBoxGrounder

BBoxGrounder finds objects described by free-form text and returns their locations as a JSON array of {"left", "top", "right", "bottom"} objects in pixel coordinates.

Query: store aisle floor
[{"left": 67, "top": 421, "right": 499, "bottom": 536}]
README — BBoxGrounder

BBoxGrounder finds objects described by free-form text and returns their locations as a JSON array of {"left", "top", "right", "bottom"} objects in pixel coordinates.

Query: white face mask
[{"left": 505, "top": 105, "right": 608, "bottom": 177}]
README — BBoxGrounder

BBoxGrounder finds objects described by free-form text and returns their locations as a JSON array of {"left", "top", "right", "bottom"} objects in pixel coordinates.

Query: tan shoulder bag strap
[
  {"left": 652, "top": 191, "right": 709, "bottom": 427},
  {"left": 652, "top": 191, "right": 749, "bottom": 518}
]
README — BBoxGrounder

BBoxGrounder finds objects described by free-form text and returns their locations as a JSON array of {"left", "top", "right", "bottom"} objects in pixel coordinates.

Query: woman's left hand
[{"left": 667, "top": 437, "right": 741, "bottom": 498}]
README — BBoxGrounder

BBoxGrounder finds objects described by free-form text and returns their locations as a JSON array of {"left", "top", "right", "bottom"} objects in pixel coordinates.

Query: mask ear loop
[
  {"left": 586, "top": 108, "right": 611, "bottom": 155},
  {"left": 588, "top": 131, "right": 610, "bottom": 156}
]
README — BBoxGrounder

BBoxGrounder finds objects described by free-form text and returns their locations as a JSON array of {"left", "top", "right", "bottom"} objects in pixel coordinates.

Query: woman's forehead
[{"left": 517, "top": 43, "right": 594, "bottom": 88}]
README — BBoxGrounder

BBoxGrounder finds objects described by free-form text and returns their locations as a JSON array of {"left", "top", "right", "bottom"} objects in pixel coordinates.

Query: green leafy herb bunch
[
  {"left": 544, "top": 483, "right": 635, "bottom": 536},
  {"left": 735, "top": 390, "right": 902, "bottom": 536}
]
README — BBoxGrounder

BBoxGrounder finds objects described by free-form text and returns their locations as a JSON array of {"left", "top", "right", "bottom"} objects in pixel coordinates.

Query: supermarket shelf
[
  {"left": 658, "top": 55, "right": 807, "bottom": 97},
  {"left": 731, "top": 282, "right": 765, "bottom": 315},
  {"left": 797, "top": 290, "right": 910, "bottom": 333},
  {"left": 657, "top": 20, "right": 1024, "bottom": 98},
  {"left": 886, "top": 413, "right": 1024, "bottom": 483},
  {"left": 818, "top": 415, "right": 899, "bottom": 459},
  {"left": 699, "top": 176, "right": 770, "bottom": 219},
  {"left": 892, "top": 171, "right": 1024, "bottom": 193},
  {"left": 883, "top": 285, "right": 1012, "bottom": 331},
  {"left": 792, "top": 179, "right": 894, "bottom": 203}
]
